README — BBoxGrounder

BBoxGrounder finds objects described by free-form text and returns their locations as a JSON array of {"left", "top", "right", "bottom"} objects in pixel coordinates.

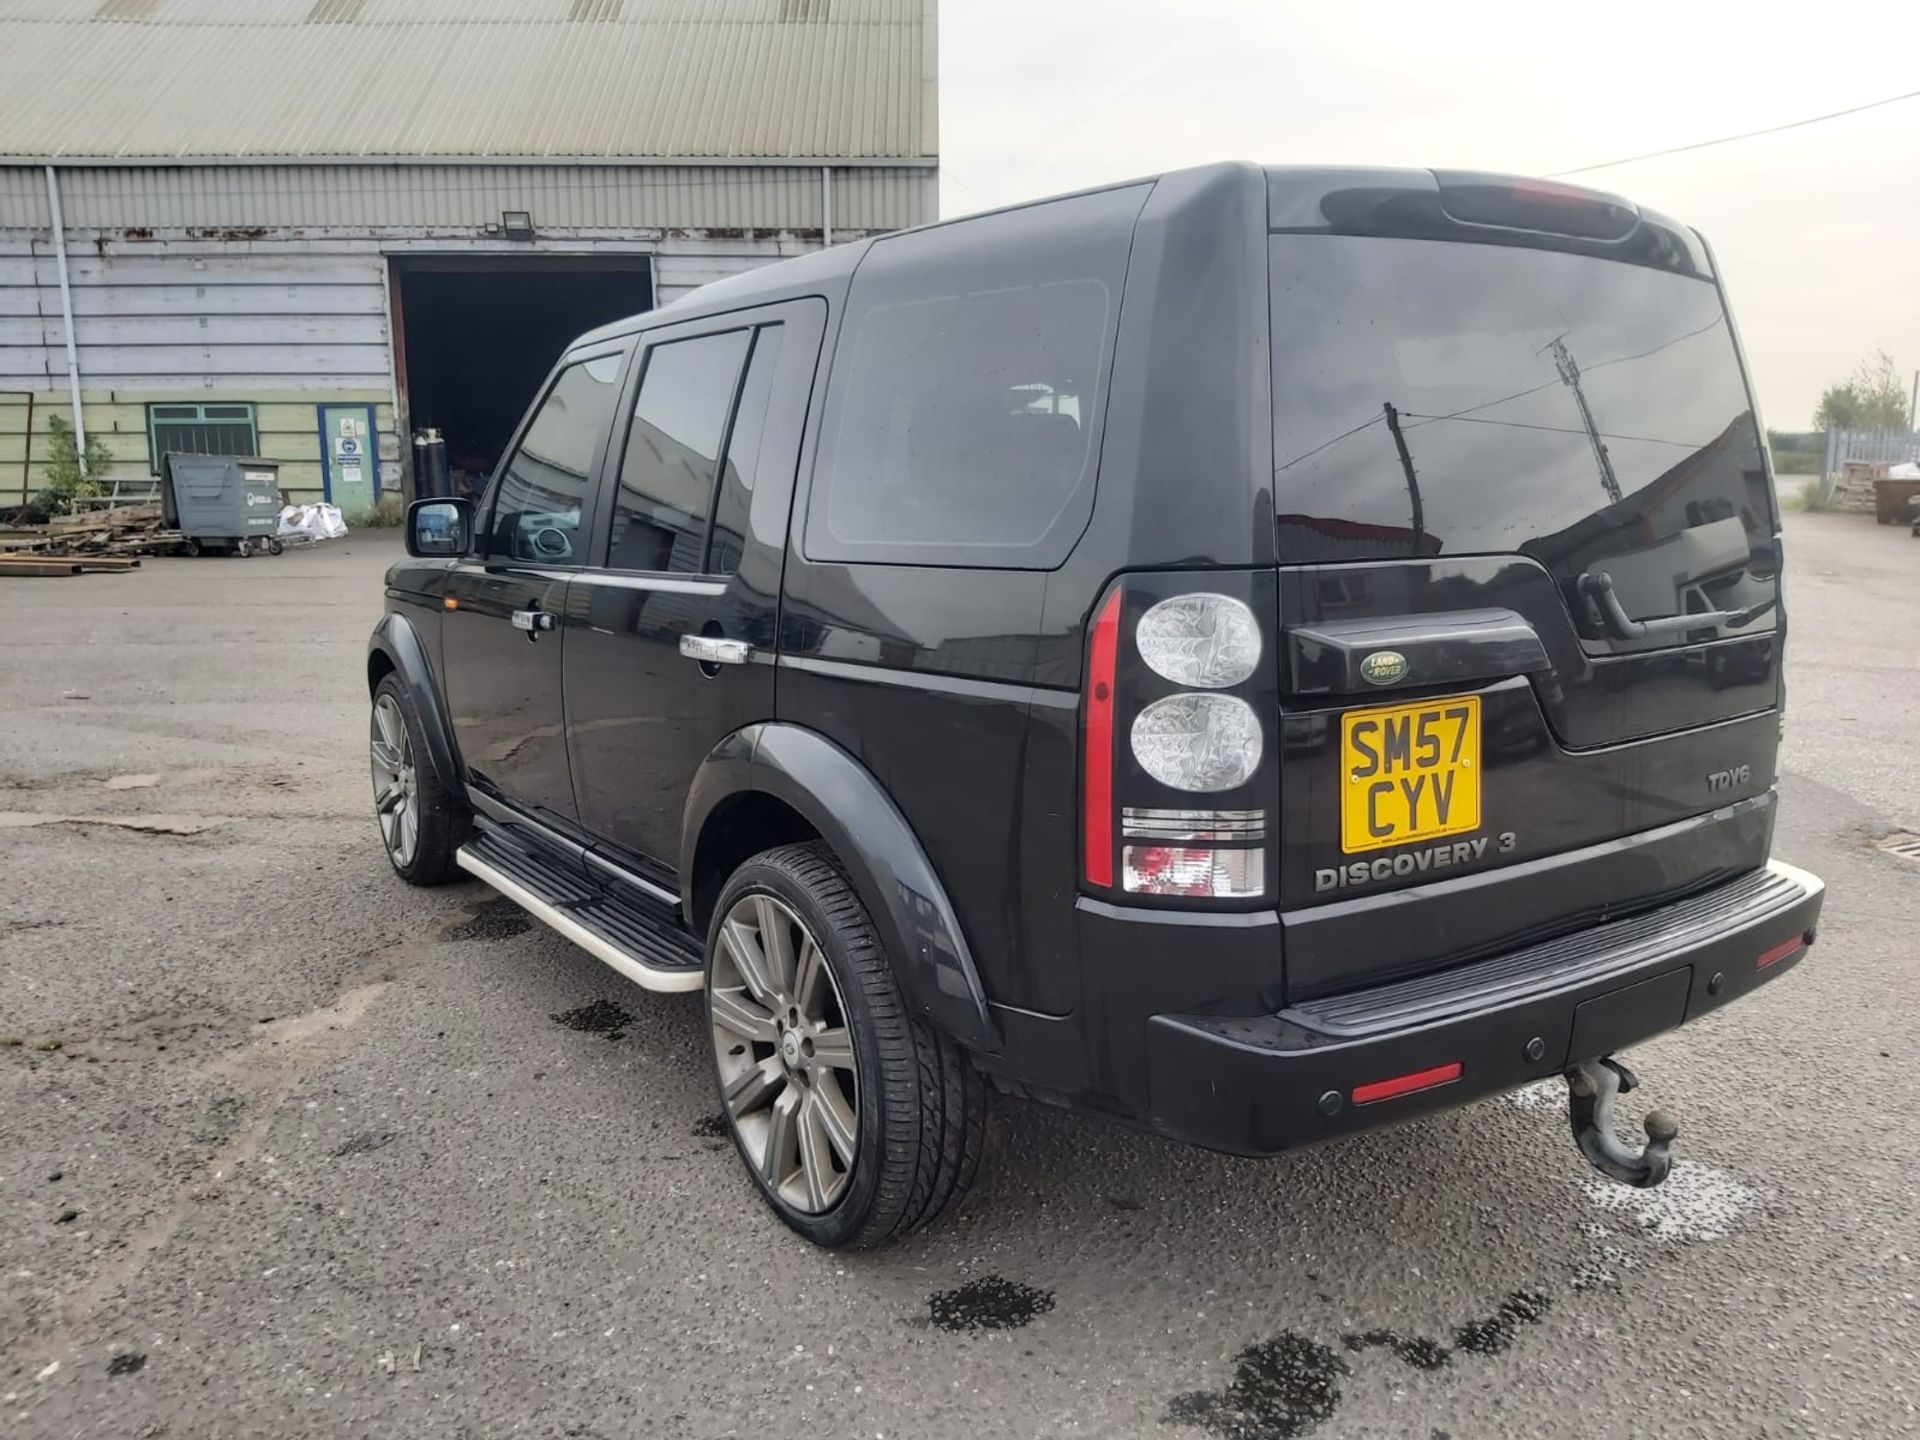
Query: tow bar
[{"left": 1564, "top": 1057, "right": 1678, "bottom": 1189}]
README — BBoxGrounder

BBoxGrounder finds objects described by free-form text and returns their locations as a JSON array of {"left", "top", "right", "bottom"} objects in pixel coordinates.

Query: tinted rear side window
[
  {"left": 707, "top": 325, "right": 784, "bottom": 578},
  {"left": 804, "top": 184, "right": 1147, "bottom": 569},
  {"left": 608, "top": 329, "right": 751, "bottom": 574},
  {"left": 1269, "top": 236, "right": 1776, "bottom": 642}
]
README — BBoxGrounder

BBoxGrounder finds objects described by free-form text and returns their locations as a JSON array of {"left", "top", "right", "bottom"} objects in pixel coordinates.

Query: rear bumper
[{"left": 1141, "top": 859, "right": 1823, "bottom": 1157}]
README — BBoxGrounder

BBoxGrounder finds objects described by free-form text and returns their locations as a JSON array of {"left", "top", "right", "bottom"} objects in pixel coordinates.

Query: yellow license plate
[{"left": 1340, "top": 696, "right": 1481, "bottom": 854}]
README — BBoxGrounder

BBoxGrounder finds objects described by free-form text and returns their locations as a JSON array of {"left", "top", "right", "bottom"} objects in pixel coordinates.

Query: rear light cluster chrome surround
[
  {"left": 1082, "top": 576, "right": 1275, "bottom": 904},
  {"left": 1121, "top": 807, "right": 1266, "bottom": 842}
]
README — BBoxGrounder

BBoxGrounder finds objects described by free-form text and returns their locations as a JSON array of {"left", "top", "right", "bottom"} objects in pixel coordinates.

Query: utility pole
[
  {"left": 1381, "top": 402, "right": 1426, "bottom": 553},
  {"left": 1548, "top": 335, "right": 1623, "bottom": 505},
  {"left": 1908, "top": 368, "right": 1917, "bottom": 433},
  {"left": 44, "top": 164, "right": 87, "bottom": 472}
]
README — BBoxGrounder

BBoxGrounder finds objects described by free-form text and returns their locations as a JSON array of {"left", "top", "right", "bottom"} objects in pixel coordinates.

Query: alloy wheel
[
  {"left": 709, "top": 893, "right": 859, "bottom": 1213},
  {"left": 369, "top": 694, "right": 419, "bottom": 868}
]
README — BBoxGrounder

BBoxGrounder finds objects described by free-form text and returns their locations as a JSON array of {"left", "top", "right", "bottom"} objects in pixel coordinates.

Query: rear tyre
[
  {"left": 705, "top": 842, "right": 989, "bottom": 1249},
  {"left": 369, "top": 673, "right": 466, "bottom": 885}
]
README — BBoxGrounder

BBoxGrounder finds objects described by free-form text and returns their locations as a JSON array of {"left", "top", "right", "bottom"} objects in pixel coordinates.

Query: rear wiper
[{"left": 1577, "top": 570, "right": 1778, "bottom": 641}]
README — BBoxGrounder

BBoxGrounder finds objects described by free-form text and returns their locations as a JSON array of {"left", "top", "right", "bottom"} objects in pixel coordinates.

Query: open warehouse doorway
[{"left": 390, "top": 255, "right": 652, "bottom": 498}]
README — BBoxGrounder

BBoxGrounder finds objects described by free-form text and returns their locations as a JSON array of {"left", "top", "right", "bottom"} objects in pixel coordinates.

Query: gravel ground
[{"left": 2, "top": 513, "right": 1916, "bottom": 1439}]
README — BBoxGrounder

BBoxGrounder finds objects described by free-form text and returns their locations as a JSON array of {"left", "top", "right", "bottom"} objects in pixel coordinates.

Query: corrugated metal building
[{"left": 0, "top": 0, "right": 937, "bottom": 511}]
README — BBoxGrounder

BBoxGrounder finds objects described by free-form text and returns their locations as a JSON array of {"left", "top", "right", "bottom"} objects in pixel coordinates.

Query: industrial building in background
[{"left": 0, "top": 0, "right": 937, "bottom": 514}]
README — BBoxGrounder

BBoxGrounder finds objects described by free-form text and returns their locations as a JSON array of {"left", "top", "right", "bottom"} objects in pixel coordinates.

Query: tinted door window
[
  {"left": 1268, "top": 236, "right": 1776, "bottom": 644},
  {"left": 607, "top": 329, "right": 751, "bottom": 574},
  {"left": 487, "top": 353, "right": 623, "bottom": 564},
  {"left": 804, "top": 185, "right": 1146, "bottom": 568},
  {"left": 707, "top": 325, "right": 785, "bottom": 577}
]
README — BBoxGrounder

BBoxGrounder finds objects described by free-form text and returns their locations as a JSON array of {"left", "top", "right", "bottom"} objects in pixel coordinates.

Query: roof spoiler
[{"left": 1263, "top": 165, "right": 1712, "bottom": 278}]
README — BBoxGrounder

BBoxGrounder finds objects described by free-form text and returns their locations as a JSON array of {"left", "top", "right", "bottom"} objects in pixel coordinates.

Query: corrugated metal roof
[{"left": 0, "top": 0, "right": 936, "bottom": 162}]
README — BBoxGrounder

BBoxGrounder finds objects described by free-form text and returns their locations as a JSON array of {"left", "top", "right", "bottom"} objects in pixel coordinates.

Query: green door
[{"left": 319, "top": 404, "right": 378, "bottom": 515}]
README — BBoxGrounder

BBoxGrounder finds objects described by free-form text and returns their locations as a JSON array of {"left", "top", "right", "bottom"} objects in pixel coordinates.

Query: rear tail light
[
  {"left": 1134, "top": 593, "right": 1262, "bottom": 688},
  {"left": 1119, "top": 807, "right": 1264, "bottom": 898},
  {"left": 1756, "top": 936, "right": 1804, "bottom": 970},
  {"left": 1130, "top": 692, "right": 1262, "bottom": 792},
  {"left": 1081, "top": 578, "right": 1270, "bottom": 900},
  {"left": 1081, "top": 589, "right": 1123, "bottom": 889},
  {"left": 1122, "top": 845, "right": 1263, "bottom": 899}
]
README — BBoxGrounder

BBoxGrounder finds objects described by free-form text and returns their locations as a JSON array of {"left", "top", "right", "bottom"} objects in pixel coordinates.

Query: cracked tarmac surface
[{"left": 2, "top": 514, "right": 1918, "bottom": 1438}]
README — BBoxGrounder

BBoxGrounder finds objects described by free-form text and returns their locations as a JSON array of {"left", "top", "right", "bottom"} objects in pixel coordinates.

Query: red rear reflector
[
  {"left": 1352, "top": 1062, "right": 1463, "bottom": 1106},
  {"left": 1756, "top": 937, "right": 1804, "bottom": 970},
  {"left": 1082, "top": 589, "right": 1123, "bottom": 888}
]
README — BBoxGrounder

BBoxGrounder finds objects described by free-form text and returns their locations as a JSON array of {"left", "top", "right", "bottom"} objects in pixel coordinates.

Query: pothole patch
[
  {"left": 1166, "top": 1332, "right": 1347, "bottom": 1439},
  {"left": 1451, "top": 1289, "right": 1552, "bottom": 1356},
  {"left": 927, "top": 1276, "right": 1055, "bottom": 1332},
  {"left": 1341, "top": 1328, "right": 1451, "bottom": 1370},
  {"left": 551, "top": 1000, "right": 634, "bottom": 1036},
  {"left": 439, "top": 897, "right": 532, "bottom": 942}
]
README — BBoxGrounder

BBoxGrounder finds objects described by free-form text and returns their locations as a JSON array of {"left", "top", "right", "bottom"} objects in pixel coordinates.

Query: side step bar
[{"left": 456, "top": 824, "right": 704, "bottom": 994}]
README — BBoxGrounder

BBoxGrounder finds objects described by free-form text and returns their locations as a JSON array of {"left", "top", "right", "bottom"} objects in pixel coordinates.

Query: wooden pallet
[
  {"left": 0, "top": 504, "right": 171, "bottom": 559},
  {"left": 0, "top": 554, "right": 141, "bottom": 577}
]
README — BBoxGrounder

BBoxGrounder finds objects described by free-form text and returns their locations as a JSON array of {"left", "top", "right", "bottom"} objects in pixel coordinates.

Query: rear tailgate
[{"left": 1266, "top": 181, "right": 1782, "bottom": 998}]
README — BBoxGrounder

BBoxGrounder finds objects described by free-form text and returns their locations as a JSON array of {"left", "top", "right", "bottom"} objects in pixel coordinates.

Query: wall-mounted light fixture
[{"left": 501, "top": 210, "right": 535, "bottom": 241}]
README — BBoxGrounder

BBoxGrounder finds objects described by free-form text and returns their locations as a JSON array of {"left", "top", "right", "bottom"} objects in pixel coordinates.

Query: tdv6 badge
[{"left": 1706, "top": 763, "right": 1752, "bottom": 793}]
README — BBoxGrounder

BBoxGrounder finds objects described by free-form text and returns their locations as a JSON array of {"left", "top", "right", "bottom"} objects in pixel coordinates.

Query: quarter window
[
  {"left": 488, "top": 353, "right": 623, "bottom": 564},
  {"left": 803, "top": 184, "right": 1146, "bottom": 568},
  {"left": 607, "top": 330, "right": 751, "bottom": 574}
]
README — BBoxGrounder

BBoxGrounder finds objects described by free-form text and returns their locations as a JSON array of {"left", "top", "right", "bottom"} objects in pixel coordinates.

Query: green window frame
[{"left": 148, "top": 402, "right": 259, "bottom": 468}]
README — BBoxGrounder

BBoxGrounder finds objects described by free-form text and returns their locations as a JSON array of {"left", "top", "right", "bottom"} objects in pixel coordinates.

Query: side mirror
[{"left": 407, "top": 497, "right": 473, "bottom": 558}]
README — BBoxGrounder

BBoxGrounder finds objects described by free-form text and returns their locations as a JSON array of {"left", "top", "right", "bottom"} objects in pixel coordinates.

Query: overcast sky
[{"left": 939, "top": 1, "right": 1920, "bottom": 432}]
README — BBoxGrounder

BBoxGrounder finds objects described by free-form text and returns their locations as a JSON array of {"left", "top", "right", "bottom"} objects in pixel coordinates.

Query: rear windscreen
[{"left": 1270, "top": 236, "right": 1776, "bottom": 642}]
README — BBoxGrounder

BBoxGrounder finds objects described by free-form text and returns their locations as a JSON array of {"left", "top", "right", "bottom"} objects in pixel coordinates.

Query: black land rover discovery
[{"left": 369, "top": 163, "right": 1825, "bottom": 1248}]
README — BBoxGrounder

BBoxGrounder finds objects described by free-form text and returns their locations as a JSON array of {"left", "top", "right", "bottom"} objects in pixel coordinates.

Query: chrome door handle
[
  {"left": 511, "top": 608, "right": 556, "bottom": 633},
  {"left": 679, "top": 634, "right": 752, "bottom": 666}
]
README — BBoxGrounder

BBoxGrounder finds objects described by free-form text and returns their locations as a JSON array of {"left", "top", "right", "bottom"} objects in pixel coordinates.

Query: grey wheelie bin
[{"left": 161, "top": 454, "right": 285, "bottom": 556}]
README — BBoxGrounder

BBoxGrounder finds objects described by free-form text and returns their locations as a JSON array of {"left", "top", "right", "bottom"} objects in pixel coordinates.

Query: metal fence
[{"left": 1820, "top": 428, "right": 1920, "bottom": 502}]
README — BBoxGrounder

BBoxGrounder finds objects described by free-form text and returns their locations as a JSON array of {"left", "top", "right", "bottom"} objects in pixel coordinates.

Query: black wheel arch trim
[
  {"left": 367, "top": 612, "right": 462, "bottom": 796},
  {"left": 683, "top": 722, "right": 1001, "bottom": 1055}
]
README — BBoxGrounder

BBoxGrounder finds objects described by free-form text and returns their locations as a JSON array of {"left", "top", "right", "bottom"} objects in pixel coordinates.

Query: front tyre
[
  {"left": 706, "top": 843, "right": 988, "bottom": 1248},
  {"left": 369, "top": 673, "right": 465, "bottom": 885}
]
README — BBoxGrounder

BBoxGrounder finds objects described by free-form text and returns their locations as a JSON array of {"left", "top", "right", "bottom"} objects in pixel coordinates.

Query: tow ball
[{"left": 1564, "top": 1057, "right": 1679, "bottom": 1189}]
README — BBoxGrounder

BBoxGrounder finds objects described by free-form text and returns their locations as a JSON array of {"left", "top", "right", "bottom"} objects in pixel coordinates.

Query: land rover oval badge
[{"left": 1359, "top": 650, "right": 1408, "bottom": 686}]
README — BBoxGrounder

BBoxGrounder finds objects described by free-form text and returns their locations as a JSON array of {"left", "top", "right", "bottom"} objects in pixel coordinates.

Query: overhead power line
[{"left": 1550, "top": 87, "right": 1920, "bottom": 177}]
